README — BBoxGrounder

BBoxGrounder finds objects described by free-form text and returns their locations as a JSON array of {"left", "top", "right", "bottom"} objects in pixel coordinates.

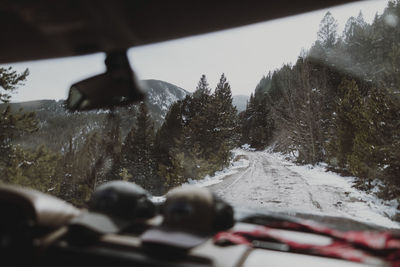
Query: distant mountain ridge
[
  {"left": 6, "top": 79, "right": 247, "bottom": 117},
  {"left": 4, "top": 79, "right": 189, "bottom": 125},
  {"left": 142, "top": 79, "right": 189, "bottom": 121},
  {"left": 143, "top": 79, "right": 248, "bottom": 113},
  {"left": 2, "top": 80, "right": 189, "bottom": 152},
  {"left": 2, "top": 79, "right": 247, "bottom": 152}
]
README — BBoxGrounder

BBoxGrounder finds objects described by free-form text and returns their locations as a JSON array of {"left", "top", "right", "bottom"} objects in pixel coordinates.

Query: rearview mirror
[{"left": 66, "top": 51, "right": 144, "bottom": 111}]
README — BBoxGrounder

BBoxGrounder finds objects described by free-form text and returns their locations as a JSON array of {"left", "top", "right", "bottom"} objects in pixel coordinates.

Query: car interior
[{"left": 0, "top": 1, "right": 397, "bottom": 266}]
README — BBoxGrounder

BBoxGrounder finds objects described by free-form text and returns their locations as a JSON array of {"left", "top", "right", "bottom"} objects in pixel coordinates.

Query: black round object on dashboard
[{"left": 89, "top": 181, "right": 155, "bottom": 220}]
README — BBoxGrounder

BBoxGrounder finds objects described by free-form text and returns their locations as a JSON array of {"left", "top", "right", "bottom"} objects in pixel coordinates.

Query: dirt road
[{"left": 208, "top": 150, "right": 400, "bottom": 229}]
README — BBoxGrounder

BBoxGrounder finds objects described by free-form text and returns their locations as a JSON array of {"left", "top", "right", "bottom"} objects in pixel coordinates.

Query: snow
[
  {"left": 208, "top": 149, "right": 400, "bottom": 229},
  {"left": 151, "top": 196, "right": 166, "bottom": 203},
  {"left": 18, "top": 160, "right": 34, "bottom": 167},
  {"left": 186, "top": 151, "right": 250, "bottom": 187},
  {"left": 258, "top": 150, "right": 400, "bottom": 229},
  {"left": 151, "top": 149, "right": 249, "bottom": 202},
  {"left": 95, "top": 109, "right": 111, "bottom": 114},
  {"left": 152, "top": 147, "right": 400, "bottom": 229},
  {"left": 241, "top": 144, "right": 255, "bottom": 151},
  {"left": 147, "top": 85, "right": 182, "bottom": 110}
]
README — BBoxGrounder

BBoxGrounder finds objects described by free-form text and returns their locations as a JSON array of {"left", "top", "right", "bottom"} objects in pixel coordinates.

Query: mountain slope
[
  {"left": 142, "top": 79, "right": 189, "bottom": 122},
  {"left": 3, "top": 79, "right": 188, "bottom": 152}
]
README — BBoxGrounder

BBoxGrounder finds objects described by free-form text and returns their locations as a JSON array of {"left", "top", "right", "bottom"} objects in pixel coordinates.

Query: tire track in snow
[
  {"left": 224, "top": 161, "right": 253, "bottom": 192},
  {"left": 208, "top": 149, "right": 400, "bottom": 229},
  {"left": 210, "top": 150, "right": 318, "bottom": 213}
]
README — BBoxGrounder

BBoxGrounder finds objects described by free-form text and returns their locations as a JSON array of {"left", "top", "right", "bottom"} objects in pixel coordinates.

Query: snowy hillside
[{"left": 142, "top": 79, "right": 188, "bottom": 121}]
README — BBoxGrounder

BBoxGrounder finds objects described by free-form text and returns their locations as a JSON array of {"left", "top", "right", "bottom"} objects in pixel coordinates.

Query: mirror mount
[{"left": 66, "top": 50, "right": 145, "bottom": 111}]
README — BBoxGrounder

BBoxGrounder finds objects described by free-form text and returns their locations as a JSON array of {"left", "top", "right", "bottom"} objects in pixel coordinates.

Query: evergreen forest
[{"left": 1, "top": 1, "right": 400, "bottom": 205}]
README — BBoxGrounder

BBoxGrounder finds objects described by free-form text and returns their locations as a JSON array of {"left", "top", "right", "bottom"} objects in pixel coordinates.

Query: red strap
[
  {"left": 214, "top": 225, "right": 400, "bottom": 265},
  {"left": 271, "top": 221, "right": 400, "bottom": 250}
]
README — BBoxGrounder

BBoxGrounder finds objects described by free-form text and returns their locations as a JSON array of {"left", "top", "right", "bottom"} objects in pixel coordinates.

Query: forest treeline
[
  {"left": 241, "top": 1, "right": 400, "bottom": 198},
  {"left": 0, "top": 68, "right": 238, "bottom": 205},
  {"left": 1, "top": 1, "right": 400, "bottom": 205},
  {"left": 108, "top": 74, "right": 238, "bottom": 194}
]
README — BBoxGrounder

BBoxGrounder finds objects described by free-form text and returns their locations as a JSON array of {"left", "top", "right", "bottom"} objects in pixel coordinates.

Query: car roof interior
[{"left": 1, "top": 0, "right": 360, "bottom": 64}]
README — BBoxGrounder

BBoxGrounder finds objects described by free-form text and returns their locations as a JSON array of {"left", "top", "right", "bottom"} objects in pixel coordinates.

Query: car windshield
[{"left": 1, "top": 0, "right": 400, "bottom": 230}]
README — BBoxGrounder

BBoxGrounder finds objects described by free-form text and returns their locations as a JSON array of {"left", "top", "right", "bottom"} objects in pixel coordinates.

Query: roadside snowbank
[
  {"left": 152, "top": 147, "right": 400, "bottom": 229},
  {"left": 151, "top": 148, "right": 249, "bottom": 202},
  {"left": 267, "top": 150, "right": 400, "bottom": 229},
  {"left": 186, "top": 148, "right": 250, "bottom": 187}
]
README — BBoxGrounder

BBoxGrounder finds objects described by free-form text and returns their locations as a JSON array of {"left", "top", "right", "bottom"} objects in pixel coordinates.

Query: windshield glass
[{"left": 1, "top": 0, "right": 399, "bottom": 230}]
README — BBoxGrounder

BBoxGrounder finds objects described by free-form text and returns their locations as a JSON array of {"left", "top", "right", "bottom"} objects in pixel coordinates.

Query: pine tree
[
  {"left": 0, "top": 67, "right": 29, "bottom": 103},
  {"left": 0, "top": 67, "right": 40, "bottom": 186},
  {"left": 343, "top": 12, "right": 367, "bottom": 44},
  {"left": 240, "top": 92, "right": 274, "bottom": 150},
  {"left": 158, "top": 136, "right": 186, "bottom": 189},
  {"left": 186, "top": 75, "right": 213, "bottom": 149},
  {"left": 0, "top": 67, "right": 37, "bottom": 160},
  {"left": 154, "top": 100, "right": 185, "bottom": 166},
  {"left": 317, "top": 11, "right": 338, "bottom": 49},
  {"left": 237, "top": 0, "right": 400, "bottom": 199},
  {"left": 328, "top": 79, "right": 363, "bottom": 169},
  {"left": 193, "top": 74, "right": 211, "bottom": 98},
  {"left": 119, "top": 102, "right": 157, "bottom": 191},
  {"left": 57, "top": 112, "right": 123, "bottom": 205},
  {"left": 5, "top": 145, "right": 61, "bottom": 194},
  {"left": 156, "top": 74, "right": 239, "bottom": 188},
  {"left": 348, "top": 85, "right": 400, "bottom": 194},
  {"left": 239, "top": 93, "right": 255, "bottom": 145},
  {"left": 210, "top": 73, "right": 238, "bottom": 150},
  {"left": 347, "top": 86, "right": 383, "bottom": 188}
]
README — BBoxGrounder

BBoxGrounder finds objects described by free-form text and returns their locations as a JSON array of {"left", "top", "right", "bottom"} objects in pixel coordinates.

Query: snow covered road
[{"left": 207, "top": 149, "right": 400, "bottom": 229}]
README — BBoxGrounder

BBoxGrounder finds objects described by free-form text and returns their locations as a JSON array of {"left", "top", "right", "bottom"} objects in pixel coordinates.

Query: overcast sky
[{"left": 2, "top": 0, "right": 389, "bottom": 102}]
